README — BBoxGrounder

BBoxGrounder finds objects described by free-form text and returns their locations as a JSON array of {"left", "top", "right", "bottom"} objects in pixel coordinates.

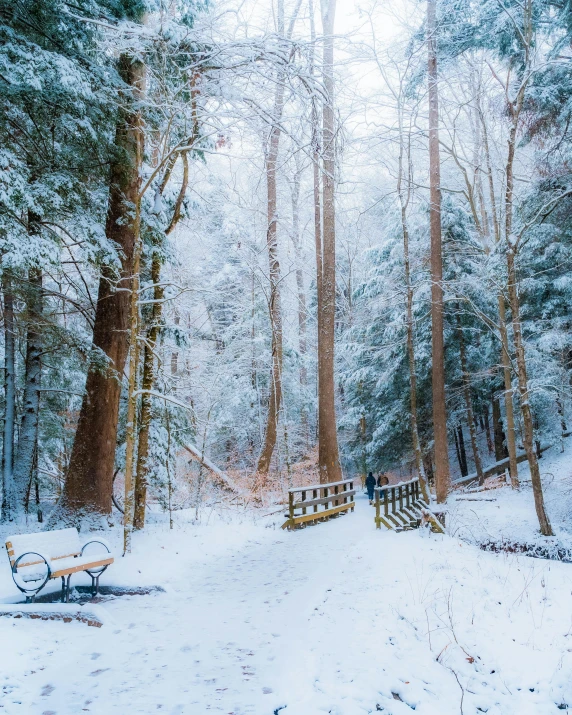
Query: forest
[
  {"left": 2, "top": 0, "right": 572, "bottom": 711},
  {"left": 2, "top": 0, "right": 572, "bottom": 537}
]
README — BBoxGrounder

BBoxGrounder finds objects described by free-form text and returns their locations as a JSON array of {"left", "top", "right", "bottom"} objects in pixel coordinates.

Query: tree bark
[
  {"left": 483, "top": 407, "right": 494, "bottom": 456},
  {"left": 500, "top": 8, "right": 549, "bottom": 528},
  {"left": 257, "top": 0, "right": 292, "bottom": 474},
  {"left": 289, "top": 157, "right": 309, "bottom": 450},
  {"left": 457, "top": 424, "right": 468, "bottom": 477},
  {"left": 317, "top": 0, "right": 342, "bottom": 483},
  {"left": 1, "top": 272, "right": 16, "bottom": 521},
  {"left": 134, "top": 253, "right": 164, "bottom": 531},
  {"left": 54, "top": 54, "right": 145, "bottom": 523},
  {"left": 457, "top": 312, "right": 483, "bottom": 483},
  {"left": 498, "top": 295, "right": 519, "bottom": 487},
  {"left": 13, "top": 263, "right": 43, "bottom": 507},
  {"left": 478, "top": 87, "right": 519, "bottom": 485},
  {"left": 134, "top": 145, "right": 191, "bottom": 530},
  {"left": 506, "top": 249, "right": 553, "bottom": 535},
  {"left": 256, "top": 85, "right": 285, "bottom": 474},
  {"left": 397, "top": 103, "right": 429, "bottom": 501},
  {"left": 453, "top": 428, "right": 462, "bottom": 476},
  {"left": 427, "top": 0, "right": 450, "bottom": 501},
  {"left": 492, "top": 393, "right": 507, "bottom": 462}
]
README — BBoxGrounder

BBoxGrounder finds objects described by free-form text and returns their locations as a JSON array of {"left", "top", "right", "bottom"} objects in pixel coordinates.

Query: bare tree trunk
[
  {"left": 453, "top": 428, "right": 463, "bottom": 476},
  {"left": 122, "top": 202, "right": 143, "bottom": 554},
  {"left": 500, "top": 9, "right": 550, "bottom": 530},
  {"left": 55, "top": 55, "right": 145, "bottom": 524},
  {"left": 13, "top": 262, "right": 43, "bottom": 507},
  {"left": 256, "top": 93, "right": 284, "bottom": 474},
  {"left": 478, "top": 89, "right": 518, "bottom": 485},
  {"left": 289, "top": 156, "right": 309, "bottom": 449},
  {"left": 492, "top": 393, "right": 507, "bottom": 462},
  {"left": 427, "top": 0, "right": 450, "bottom": 501},
  {"left": 133, "top": 254, "right": 163, "bottom": 531},
  {"left": 134, "top": 146, "right": 190, "bottom": 530},
  {"left": 483, "top": 407, "right": 494, "bottom": 456},
  {"left": 498, "top": 295, "right": 519, "bottom": 487},
  {"left": 257, "top": 0, "right": 302, "bottom": 473},
  {"left": 456, "top": 311, "right": 483, "bottom": 483},
  {"left": 397, "top": 105, "right": 429, "bottom": 501},
  {"left": 317, "top": 0, "right": 342, "bottom": 483},
  {"left": 478, "top": 87, "right": 519, "bottom": 486},
  {"left": 457, "top": 424, "right": 468, "bottom": 477},
  {"left": 506, "top": 250, "right": 553, "bottom": 535},
  {"left": 1, "top": 272, "right": 16, "bottom": 521}
]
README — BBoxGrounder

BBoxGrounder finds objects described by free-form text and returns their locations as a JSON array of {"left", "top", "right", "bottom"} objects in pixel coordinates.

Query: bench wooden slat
[{"left": 51, "top": 556, "right": 114, "bottom": 579}]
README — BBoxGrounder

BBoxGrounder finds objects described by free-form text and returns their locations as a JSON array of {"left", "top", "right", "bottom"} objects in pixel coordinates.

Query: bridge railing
[
  {"left": 374, "top": 477, "right": 429, "bottom": 530},
  {"left": 282, "top": 478, "right": 355, "bottom": 530}
]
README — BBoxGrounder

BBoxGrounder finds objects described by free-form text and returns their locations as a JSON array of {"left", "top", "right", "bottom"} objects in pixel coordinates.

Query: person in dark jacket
[{"left": 365, "top": 472, "right": 376, "bottom": 504}]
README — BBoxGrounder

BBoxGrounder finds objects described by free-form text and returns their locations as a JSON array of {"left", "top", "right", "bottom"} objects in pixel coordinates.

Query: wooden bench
[
  {"left": 282, "top": 478, "right": 355, "bottom": 530},
  {"left": 374, "top": 477, "right": 443, "bottom": 533},
  {"left": 6, "top": 528, "right": 114, "bottom": 603}
]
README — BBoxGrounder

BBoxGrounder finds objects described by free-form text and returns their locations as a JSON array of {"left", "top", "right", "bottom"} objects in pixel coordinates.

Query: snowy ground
[
  {"left": 1, "top": 484, "right": 572, "bottom": 715},
  {"left": 450, "top": 438, "right": 572, "bottom": 552}
]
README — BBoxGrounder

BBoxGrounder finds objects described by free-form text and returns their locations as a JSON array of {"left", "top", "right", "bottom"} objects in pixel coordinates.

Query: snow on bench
[
  {"left": 282, "top": 478, "right": 355, "bottom": 530},
  {"left": 5, "top": 528, "right": 113, "bottom": 603}
]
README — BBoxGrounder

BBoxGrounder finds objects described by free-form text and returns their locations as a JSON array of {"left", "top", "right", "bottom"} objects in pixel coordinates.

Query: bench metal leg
[
  {"left": 61, "top": 576, "right": 66, "bottom": 603},
  {"left": 65, "top": 574, "right": 72, "bottom": 603},
  {"left": 91, "top": 574, "right": 100, "bottom": 597}
]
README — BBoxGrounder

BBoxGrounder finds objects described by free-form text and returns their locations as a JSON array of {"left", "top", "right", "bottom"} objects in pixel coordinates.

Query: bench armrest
[
  {"left": 81, "top": 538, "right": 112, "bottom": 556},
  {"left": 11, "top": 551, "right": 52, "bottom": 595},
  {"left": 12, "top": 551, "right": 53, "bottom": 573}
]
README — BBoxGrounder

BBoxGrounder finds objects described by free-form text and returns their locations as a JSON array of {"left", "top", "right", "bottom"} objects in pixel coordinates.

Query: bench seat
[{"left": 6, "top": 528, "right": 114, "bottom": 602}]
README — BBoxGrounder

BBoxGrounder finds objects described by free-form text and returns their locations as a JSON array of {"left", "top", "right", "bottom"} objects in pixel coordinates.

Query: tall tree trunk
[
  {"left": 427, "top": 0, "right": 450, "bottom": 501},
  {"left": 456, "top": 312, "right": 483, "bottom": 483},
  {"left": 479, "top": 87, "right": 519, "bottom": 486},
  {"left": 483, "top": 407, "right": 494, "bottom": 455},
  {"left": 492, "top": 393, "right": 507, "bottom": 462},
  {"left": 506, "top": 250, "right": 553, "bottom": 535},
  {"left": 457, "top": 424, "right": 468, "bottom": 477},
  {"left": 1, "top": 273, "right": 16, "bottom": 521},
  {"left": 134, "top": 112, "right": 194, "bottom": 530},
  {"left": 502, "top": 23, "right": 550, "bottom": 530},
  {"left": 317, "top": 0, "right": 342, "bottom": 484},
  {"left": 133, "top": 255, "right": 163, "bottom": 531},
  {"left": 54, "top": 54, "right": 145, "bottom": 523},
  {"left": 453, "top": 428, "right": 462, "bottom": 476},
  {"left": 256, "top": 90, "right": 284, "bottom": 474},
  {"left": 397, "top": 105, "right": 429, "bottom": 501},
  {"left": 480, "top": 117, "right": 518, "bottom": 484},
  {"left": 13, "top": 262, "right": 43, "bottom": 507},
  {"left": 122, "top": 190, "right": 143, "bottom": 554},
  {"left": 257, "top": 0, "right": 303, "bottom": 474},
  {"left": 290, "top": 158, "right": 309, "bottom": 450},
  {"left": 498, "top": 295, "right": 519, "bottom": 487}
]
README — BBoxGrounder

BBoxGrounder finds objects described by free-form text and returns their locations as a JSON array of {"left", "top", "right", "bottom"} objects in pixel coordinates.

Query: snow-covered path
[{"left": 1, "top": 495, "right": 572, "bottom": 714}]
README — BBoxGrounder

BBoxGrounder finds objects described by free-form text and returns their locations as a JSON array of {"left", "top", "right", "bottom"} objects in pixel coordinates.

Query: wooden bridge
[
  {"left": 282, "top": 478, "right": 355, "bottom": 530},
  {"left": 374, "top": 477, "right": 444, "bottom": 533}
]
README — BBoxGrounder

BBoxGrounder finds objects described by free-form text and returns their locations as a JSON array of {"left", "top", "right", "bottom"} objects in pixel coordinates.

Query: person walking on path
[
  {"left": 377, "top": 473, "right": 389, "bottom": 503},
  {"left": 365, "top": 471, "right": 376, "bottom": 504},
  {"left": 377, "top": 473, "right": 389, "bottom": 489}
]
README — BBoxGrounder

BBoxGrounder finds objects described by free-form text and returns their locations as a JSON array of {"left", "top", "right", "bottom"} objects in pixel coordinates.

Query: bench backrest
[{"left": 6, "top": 528, "right": 81, "bottom": 568}]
